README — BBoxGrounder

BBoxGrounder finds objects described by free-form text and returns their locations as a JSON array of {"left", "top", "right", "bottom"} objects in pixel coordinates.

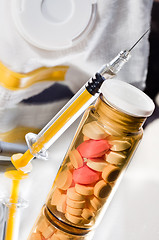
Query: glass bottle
[{"left": 28, "top": 80, "right": 154, "bottom": 240}]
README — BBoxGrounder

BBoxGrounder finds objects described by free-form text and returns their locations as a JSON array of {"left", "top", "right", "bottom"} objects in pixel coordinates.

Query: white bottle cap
[
  {"left": 11, "top": 0, "right": 97, "bottom": 50},
  {"left": 101, "top": 80, "right": 155, "bottom": 117}
]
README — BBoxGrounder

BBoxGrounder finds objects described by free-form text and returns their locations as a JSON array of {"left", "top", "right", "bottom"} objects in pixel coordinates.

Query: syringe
[{"left": 11, "top": 29, "right": 149, "bottom": 172}]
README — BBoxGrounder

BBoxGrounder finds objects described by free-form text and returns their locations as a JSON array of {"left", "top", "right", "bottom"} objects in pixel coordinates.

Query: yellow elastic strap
[
  {"left": 0, "top": 126, "right": 40, "bottom": 143},
  {"left": 0, "top": 61, "right": 69, "bottom": 90}
]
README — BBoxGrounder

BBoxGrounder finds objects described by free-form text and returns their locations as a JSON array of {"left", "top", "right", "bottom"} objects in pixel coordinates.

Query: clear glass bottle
[
  {"left": 28, "top": 206, "right": 93, "bottom": 240},
  {"left": 28, "top": 80, "right": 154, "bottom": 239}
]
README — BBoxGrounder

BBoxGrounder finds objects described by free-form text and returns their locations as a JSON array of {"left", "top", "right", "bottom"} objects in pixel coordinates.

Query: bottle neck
[{"left": 94, "top": 95, "right": 146, "bottom": 133}]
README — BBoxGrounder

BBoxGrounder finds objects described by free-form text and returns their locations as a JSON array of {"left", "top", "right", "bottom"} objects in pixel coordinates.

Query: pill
[
  {"left": 98, "top": 115, "right": 122, "bottom": 136},
  {"left": 88, "top": 155, "right": 106, "bottom": 162},
  {"left": 67, "top": 187, "right": 85, "bottom": 201},
  {"left": 53, "top": 232, "right": 70, "bottom": 240},
  {"left": 81, "top": 208, "right": 94, "bottom": 221},
  {"left": 82, "top": 121, "right": 108, "bottom": 140},
  {"left": 86, "top": 201, "right": 96, "bottom": 213},
  {"left": 77, "top": 139, "right": 110, "bottom": 158},
  {"left": 75, "top": 184, "right": 94, "bottom": 196},
  {"left": 89, "top": 196, "right": 102, "bottom": 211},
  {"left": 65, "top": 212, "right": 83, "bottom": 224},
  {"left": 56, "top": 194, "right": 67, "bottom": 213},
  {"left": 51, "top": 188, "right": 63, "bottom": 206},
  {"left": 36, "top": 218, "right": 49, "bottom": 233},
  {"left": 66, "top": 162, "right": 74, "bottom": 171},
  {"left": 66, "top": 205, "right": 83, "bottom": 216},
  {"left": 94, "top": 180, "right": 111, "bottom": 199},
  {"left": 49, "top": 234, "right": 60, "bottom": 240},
  {"left": 106, "top": 151, "right": 126, "bottom": 165},
  {"left": 56, "top": 170, "right": 72, "bottom": 190},
  {"left": 107, "top": 136, "right": 131, "bottom": 151},
  {"left": 102, "top": 165, "right": 120, "bottom": 182},
  {"left": 83, "top": 135, "right": 90, "bottom": 141},
  {"left": 30, "top": 233, "right": 41, "bottom": 240},
  {"left": 86, "top": 159, "right": 108, "bottom": 172},
  {"left": 69, "top": 149, "right": 84, "bottom": 169},
  {"left": 73, "top": 165, "right": 100, "bottom": 185},
  {"left": 42, "top": 226, "right": 55, "bottom": 239},
  {"left": 66, "top": 198, "right": 85, "bottom": 209}
]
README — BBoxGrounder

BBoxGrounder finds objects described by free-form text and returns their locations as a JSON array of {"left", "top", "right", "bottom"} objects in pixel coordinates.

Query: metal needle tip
[{"left": 128, "top": 29, "right": 150, "bottom": 52}]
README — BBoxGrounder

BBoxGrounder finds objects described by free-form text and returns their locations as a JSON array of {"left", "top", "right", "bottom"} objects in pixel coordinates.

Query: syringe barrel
[{"left": 34, "top": 87, "right": 97, "bottom": 152}]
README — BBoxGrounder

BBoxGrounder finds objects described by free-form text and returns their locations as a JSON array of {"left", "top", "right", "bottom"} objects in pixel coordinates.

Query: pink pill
[
  {"left": 88, "top": 156, "right": 106, "bottom": 162},
  {"left": 77, "top": 139, "right": 110, "bottom": 158},
  {"left": 73, "top": 165, "right": 100, "bottom": 185}
]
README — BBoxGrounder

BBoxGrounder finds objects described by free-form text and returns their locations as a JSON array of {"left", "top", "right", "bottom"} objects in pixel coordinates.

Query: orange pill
[
  {"left": 51, "top": 188, "right": 63, "bottom": 206},
  {"left": 49, "top": 234, "right": 60, "bottom": 240},
  {"left": 69, "top": 149, "right": 84, "bottom": 169},
  {"left": 42, "top": 225, "right": 55, "bottom": 239},
  {"left": 56, "top": 194, "right": 67, "bottom": 213},
  {"left": 67, "top": 187, "right": 85, "bottom": 201},
  {"left": 94, "top": 180, "right": 111, "bottom": 199},
  {"left": 82, "top": 121, "right": 108, "bottom": 140},
  {"left": 75, "top": 184, "right": 94, "bottom": 196},
  {"left": 89, "top": 196, "right": 102, "bottom": 211},
  {"left": 56, "top": 170, "right": 72, "bottom": 190},
  {"left": 81, "top": 208, "right": 94, "bottom": 221},
  {"left": 36, "top": 218, "right": 49, "bottom": 233},
  {"left": 53, "top": 232, "right": 70, "bottom": 240},
  {"left": 66, "top": 205, "right": 83, "bottom": 216},
  {"left": 66, "top": 198, "right": 85, "bottom": 209},
  {"left": 30, "top": 233, "right": 41, "bottom": 240},
  {"left": 65, "top": 212, "right": 83, "bottom": 224},
  {"left": 102, "top": 165, "right": 120, "bottom": 182}
]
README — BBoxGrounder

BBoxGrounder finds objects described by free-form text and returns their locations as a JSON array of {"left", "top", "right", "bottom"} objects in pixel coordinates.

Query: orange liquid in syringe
[{"left": 5, "top": 170, "right": 28, "bottom": 240}]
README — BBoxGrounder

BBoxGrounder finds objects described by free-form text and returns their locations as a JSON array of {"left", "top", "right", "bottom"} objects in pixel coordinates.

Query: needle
[{"left": 128, "top": 29, "right": 150, "bottom": 52}]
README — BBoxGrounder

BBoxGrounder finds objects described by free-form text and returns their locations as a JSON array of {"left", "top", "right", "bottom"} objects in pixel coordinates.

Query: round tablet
[
  {"left": 66, "top": 205, "right": 83, "bottom": 216},
  {"left": 67, "top": 187, "right": 84, "bottom": 201},
  {"left": 56, "top": 194, "right": 67, "bottom": 213},
  {"left": 82, "top": 121, "right": 108, "bottom": 140},
  {"left": 50, "top": 234, "right": 60, "bottom": 240},
  {"left": 51, "top": 188, "right": 63, "bottom": 206},
  {"left": 65, "top": 212, "right": 83, "bottom": 224},
  {"left": 102, "top": 165, "right": 120, "bottom": 182},
  {"left": 66, "top": 198, "right": 85, "bottom": 209},
  {"left": 30, "top": 233, "right": 41, "bottom": 240},
  {"left": 53, "top": 231, "right": 70, "bottom": 240},
  {"left": 89, "top": 196, "right": 102, "bottom": 211},
  {"left": 94, "top": 180, "right": 111, "bottom": 199},
  {"left": 42, "top": 225, "right": 55, "bottom": 239},
  {"left": 81, "top": 208, "right": 94, "bottom": 221},
  {"left": 75, "top": 184, "right": 94, "bottom": 196},
  {"left": 37, "top": 217, "right": 49, "bottom": 233},
  {"left": 77, "top": 139, "right": 110, "bottom": 158},
  {"left": 56, "top": 170, "right": 72, "bottom": 190},
  {"left": 69, "top": 149, "right": 84, "bottom": 169},
  {"left": 73, "top": 165, "right": 100, "bottom": 185}
]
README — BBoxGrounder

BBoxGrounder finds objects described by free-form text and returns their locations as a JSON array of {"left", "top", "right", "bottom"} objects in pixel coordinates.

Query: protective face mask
[
  {"left": 0, "top": 0, "right": 153, "bottom": 146},
  {"left": 0, "top": 0, "right": 153, "bottom": 108}
]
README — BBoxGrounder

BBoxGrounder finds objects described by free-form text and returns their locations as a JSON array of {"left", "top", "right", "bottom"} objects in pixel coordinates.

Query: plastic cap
[
  {"left": 101, "top": 80, "right": 155, "bottom": 117},
  {"left": 12, "top": 0, "right": 97, "bottom": 50}
]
